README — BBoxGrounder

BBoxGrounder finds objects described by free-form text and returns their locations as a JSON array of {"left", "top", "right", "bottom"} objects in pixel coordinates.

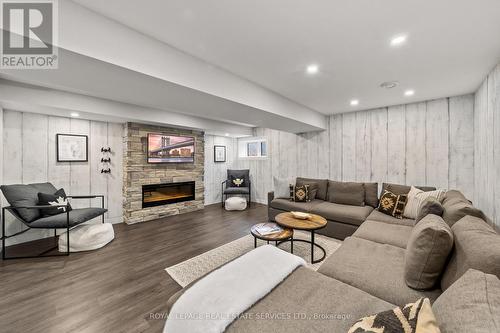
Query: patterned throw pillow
[
  {"left": 290, "top": 184, "right": 310, "bottom": 202},
  {"left": 230, "top": 175, "right": 245, "bottom": 187},
  {"left": 348, "top": 298, "right": 440, "bottom": 333},
  {"left": 37, "top": 188, "right": 73, "bottom": 216},
  {"left": 378, "top": 190, "right": 408, "bottom": 219}
]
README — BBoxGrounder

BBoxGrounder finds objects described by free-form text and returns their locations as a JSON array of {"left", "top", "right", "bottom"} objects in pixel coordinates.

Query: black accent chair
[
  {"left": 1, "top": 182, "right": 107, "bottom": 260},
  {"left": 222, "top": 169, "right": 251, "bottom": 208}
]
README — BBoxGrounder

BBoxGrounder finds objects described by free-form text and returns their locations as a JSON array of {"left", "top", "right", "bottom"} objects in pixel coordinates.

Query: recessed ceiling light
[
  {"left": 390, "top": 34, "right": 407, "bottom": 46},
  {"left": 224, "top": 133, "right": 229, "bottom": 136},
  {"left": 380, "top": 81, "right": 399, "bottom": 89},
  {"left": 70, "top": 112, "right": 79, "bottom": 117},
  {"left": 306, "top": 64, "right": 319, "bottom": 75},
  {"left": 350, "top": 99, "right": 359, "bottom": 106},
  {"left": 404, "top": 90, "right": 415, "bottom": 96}
]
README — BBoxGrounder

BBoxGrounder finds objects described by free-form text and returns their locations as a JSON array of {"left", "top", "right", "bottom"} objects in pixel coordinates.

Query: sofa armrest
[{"left": 268, "top": 191, "right": 274, "bottom": 206}]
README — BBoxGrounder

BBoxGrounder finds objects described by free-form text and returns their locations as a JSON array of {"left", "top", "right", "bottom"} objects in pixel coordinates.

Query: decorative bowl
[{"left": 291, "top": 211, "right": 311, "bottom": 220}]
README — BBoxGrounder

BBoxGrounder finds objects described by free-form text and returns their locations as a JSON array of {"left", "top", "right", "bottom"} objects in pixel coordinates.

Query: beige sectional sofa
[
  {"left": 268, "top": 177, "right": 434, "bottom": 239},
  {"left": 167, "top": 186, "right": 500, "bottom": 332}
]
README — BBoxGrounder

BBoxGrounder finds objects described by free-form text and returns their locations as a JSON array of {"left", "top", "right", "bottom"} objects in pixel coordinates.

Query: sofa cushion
[
  {"left": 0, "top": 182, "right": 58, "bottom": 222},
  {"left": 366, "top": 210, "right": 415, "bottom": 226},
  {"left": 269, "top": 198, "right": 322, "bottom": 212},
  {"left": 405, "top": 215, "right": 454, "bottom": 290},
  {"left": 441, "top": 215, "right": 500, "bottom": 290},
  {"left": 433, "top": 269, "right": 500, "bottom": 333},
  {"left": 310, "top": 202, "right": 373, "bottom": 226},
  {"left": 416, "top": 197, "right": 444, "bottom": 223},
  {"left": 364, "top": 182, "right": 379, "bottom": 208},
  {"left": 29, "top": 208, "right": 107, "bottom": 228},
  {"left": 318, "top": 237, "right": 441, "bottom": 305},
  {"left": 227, "top": 266, "right": 395, "bottom": 333},
  {"left": 381, "top": 183, "right": 436, "bottom": 196},
  {"left": 296, "top": 177, "right": 328, "bottom": 201},
  {"left": 327, "top": 181, "right": 365, "bottom": 206},
  {"left": 441, "top": 190, "right": 489, "bottom": 227},
  {"left": 352, "top": 220, "right": 413, "bottom": 248}
]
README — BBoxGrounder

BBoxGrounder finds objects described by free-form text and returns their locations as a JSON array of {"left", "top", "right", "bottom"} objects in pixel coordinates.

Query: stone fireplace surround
[{"left": 123, "top": 122, "right": 204, "bottom": 224}]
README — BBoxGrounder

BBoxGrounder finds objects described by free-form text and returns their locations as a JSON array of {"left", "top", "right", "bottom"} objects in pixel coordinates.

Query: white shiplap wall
[
  {"left": 204, "top": 134, "right": 237, "bottom": 205},
  {"left": 1, "top": 111, "right": 124, "bottom": 246},
  {"left": 225, "top": 95, "right": 476, "bottom": 214},
  {"left": 474, "top": 64, "right": 500, "bottom": 226}
]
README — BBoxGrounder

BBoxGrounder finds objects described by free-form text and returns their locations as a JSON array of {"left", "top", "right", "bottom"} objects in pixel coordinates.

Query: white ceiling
[{"left": 74, "top": 0, "right": 500, "bottom": 114}]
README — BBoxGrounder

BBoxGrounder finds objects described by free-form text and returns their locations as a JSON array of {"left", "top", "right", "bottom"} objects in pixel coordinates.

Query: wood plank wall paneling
[
  {"left": 1, "top": 111, "right": 124, "bottom": 246},
  {"left": 474, "top": 64, "right": 500, "bottom": 226},
  {"left": 217, "top": 95, "right": 479, "bottom": 214},
  {"left": 203, "top": 134, "right": 237, "bottom": 205}
]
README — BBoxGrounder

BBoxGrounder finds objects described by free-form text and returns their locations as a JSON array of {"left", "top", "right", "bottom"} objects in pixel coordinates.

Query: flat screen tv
[{"left": 147, "top": 133, "right": 195, "bottom": 163}]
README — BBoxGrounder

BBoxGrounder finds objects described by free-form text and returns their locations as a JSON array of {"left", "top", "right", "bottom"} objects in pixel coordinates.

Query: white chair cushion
[
  {"left": 225, "top": 196, "right": 247, "bottom": 211},
  {"left": 59, "top": 223, "right": 114, "bottom": 252}
]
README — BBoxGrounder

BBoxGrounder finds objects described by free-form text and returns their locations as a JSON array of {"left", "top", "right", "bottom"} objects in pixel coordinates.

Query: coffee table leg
[
  {"left": 311, "top": 230, "right": 315, "bottom": 263},
  {"left": 291, "top": 238, "right": 294, "bottom": 254},
  {"left": 254, "top": 237, "right": 257, "bottom": 248}
]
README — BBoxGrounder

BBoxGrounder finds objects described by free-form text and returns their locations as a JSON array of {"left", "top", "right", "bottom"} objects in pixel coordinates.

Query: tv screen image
[{"left": 147, "top": 134, "right": 195, "bottom": 163}]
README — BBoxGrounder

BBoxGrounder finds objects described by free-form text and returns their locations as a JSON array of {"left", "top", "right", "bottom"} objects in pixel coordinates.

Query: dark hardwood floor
[{"left": 0, "top": 203, "right": 268, "bottom": 333}]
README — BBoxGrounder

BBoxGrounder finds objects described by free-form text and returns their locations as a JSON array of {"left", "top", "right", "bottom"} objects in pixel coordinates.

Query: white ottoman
[
  {"left": 224, "top": 196, "right": 247, "bottom": 211},
  {"left": 59, "top": 223, "right": 114, "bottom": 252}
]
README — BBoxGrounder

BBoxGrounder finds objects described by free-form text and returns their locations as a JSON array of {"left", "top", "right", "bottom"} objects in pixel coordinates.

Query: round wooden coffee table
[
  {"left": 250, "top": 223, "right": 293, "bottom": 249},
  {"left": 275, "top": 212, "right": 327, "bottom": 264}
]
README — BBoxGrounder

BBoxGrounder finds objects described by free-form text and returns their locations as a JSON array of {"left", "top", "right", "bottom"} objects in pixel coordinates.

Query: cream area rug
[{"left": 165, "top": 230, "right": 342, "bottom": 287}]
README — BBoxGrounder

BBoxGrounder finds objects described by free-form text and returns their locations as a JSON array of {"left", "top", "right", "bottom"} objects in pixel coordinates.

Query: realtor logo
[{"left": 1, "top": 0, "right": 58, "bottom": 69}]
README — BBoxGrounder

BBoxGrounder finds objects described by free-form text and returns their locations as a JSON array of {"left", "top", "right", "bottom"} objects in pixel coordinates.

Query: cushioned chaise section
[
  {"left": 29, "top": 208, "right": 107, "bottom": 228},
  {"left": 352, "top": 220, "right": 413, "bottom": 248},
  {"left": 318, "top": 237, "right": 441, "bottom": 305},
  {"left": 269, "top": 198, "right": 322, "bottom": 212},
  {"left": 224, "top": 187, "right": 250, "bottom": 194},
  {"left": 226, "top": 267, "right": 395, "bottom": 332},
  {"left": 310, "top": 202, "right": 373, "bottom": 226},
  {"left": 366, "top": 210, "right": 415, "bottom": 226}
]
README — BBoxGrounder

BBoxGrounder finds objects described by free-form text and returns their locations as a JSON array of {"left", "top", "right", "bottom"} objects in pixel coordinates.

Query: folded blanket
[{"left": 164, "top": 245, "right": 306, "bottom": 333}]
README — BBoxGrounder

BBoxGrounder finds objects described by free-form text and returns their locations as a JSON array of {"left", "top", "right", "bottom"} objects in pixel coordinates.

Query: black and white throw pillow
[
  {"left": 37, "top": 188, "right": 72, "bottom": 216},
  {"left": 348, "top": 298, "right": 440, "bottom": 333}
]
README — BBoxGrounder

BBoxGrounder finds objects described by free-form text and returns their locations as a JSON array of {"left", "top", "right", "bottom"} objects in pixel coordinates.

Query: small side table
[{"left": 250, "top": 223, "right": 293, "bottom": 250}]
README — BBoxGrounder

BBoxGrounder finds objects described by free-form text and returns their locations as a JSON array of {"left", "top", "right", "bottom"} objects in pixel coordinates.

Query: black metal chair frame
[
  {"left": 1, "top": 195, "right": 105, "bottom": 260},
  {"left": 221, "top": 180, "right": 251, "bottom": 208}
]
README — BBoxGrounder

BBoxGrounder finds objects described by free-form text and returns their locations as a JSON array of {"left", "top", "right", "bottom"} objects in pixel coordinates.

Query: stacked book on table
[{"left": 255, "top": 223, "right": 283, "bottom": 236}]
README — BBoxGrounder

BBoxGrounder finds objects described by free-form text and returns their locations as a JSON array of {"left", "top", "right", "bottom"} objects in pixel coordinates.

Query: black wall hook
[
  {"left": 101, "top": 157, "right": 111, "bottom": 163},
  {"left": 101, "top": 168, "right": 111, "bottom": 174},
  {"left": 101, "top": 147, "right": 111, "bottom": 153}
]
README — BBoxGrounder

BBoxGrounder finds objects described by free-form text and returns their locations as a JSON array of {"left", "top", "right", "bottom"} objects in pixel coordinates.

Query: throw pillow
[
  {"left": 293, "top": 185, "right": 310, "bottom": 202},
  {"left": 432, "top": 269, "right": 500, "bottom": 333},
  {"left": 327, "top": 181, "right": 365, "bottom": 206},
  {"left": 272, "top": 177, "right": 292, "bottom": 199},
  {"left": 405, "top": 214, "right": 454, "bottom": 290},
  {"left": 348, "top": 298, "right": 440, "bottom": 333},
  {"left": 404, "top": 186, "right": 445, "bottom": 219},
  {"left": 37, "top": 188, "right": 73, "bottom": 216},
  {"left": 441, "top": 190, "right": 489, "bottom": 227},
  {"left": 415, "top": 197, "right": 444, "bottom": 224},
  {"left": 378, "top": 190, "right": 408, "bottom": 219},
  {"left": 230, "top": 175, "right": 245, "bottom": 187}
]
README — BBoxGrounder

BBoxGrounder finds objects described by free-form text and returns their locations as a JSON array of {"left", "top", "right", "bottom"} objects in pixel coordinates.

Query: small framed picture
[
  {"left": 56, "top": 134, "right": 88, "bottom": 162},
  {"left": 214, "top": 145, "right": 226, "bottom": 162}
]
